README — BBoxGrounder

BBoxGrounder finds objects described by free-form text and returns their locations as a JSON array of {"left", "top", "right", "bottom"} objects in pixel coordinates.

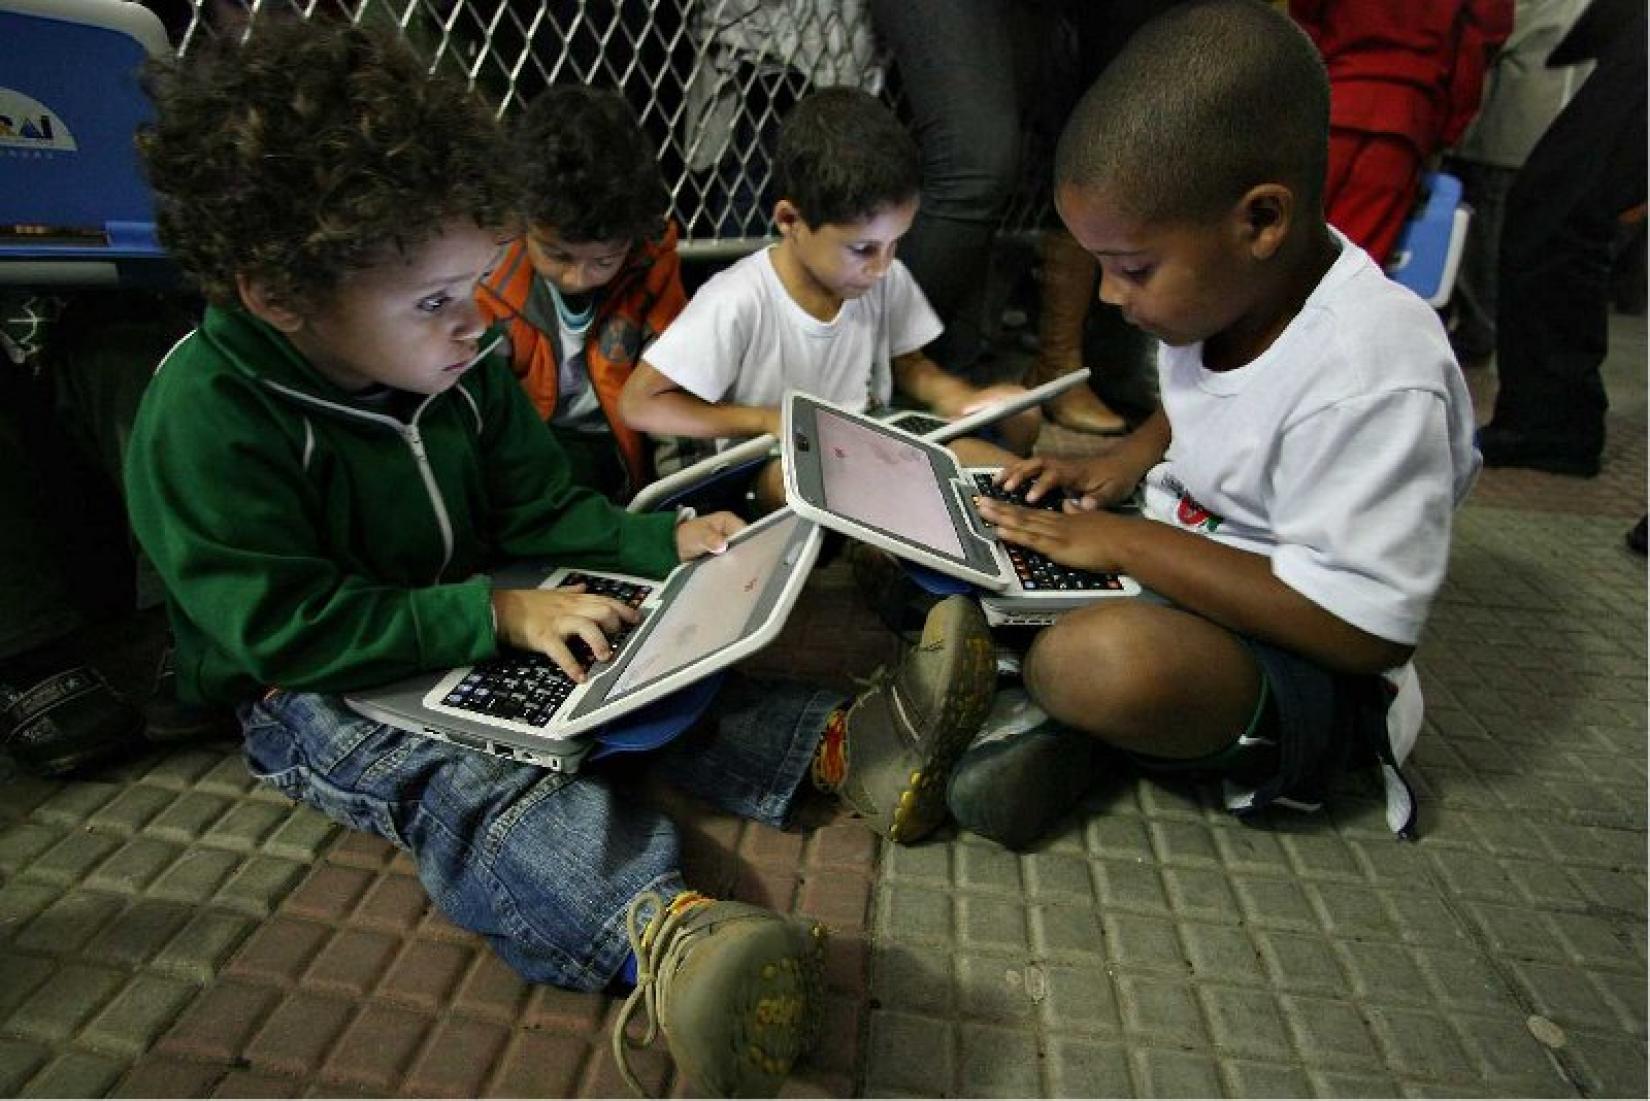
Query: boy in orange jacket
[{"left": 478, "top": 85, "right": 686, "bottom": 501}]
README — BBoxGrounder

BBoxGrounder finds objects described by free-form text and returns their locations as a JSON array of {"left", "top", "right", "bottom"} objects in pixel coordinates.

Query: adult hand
[{"left": 490, "top": 585, "right": 641, "bottom": 682}]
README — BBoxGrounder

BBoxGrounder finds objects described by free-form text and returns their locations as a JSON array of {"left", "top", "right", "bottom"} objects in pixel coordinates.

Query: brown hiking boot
[
  {"left": 837, "top": 595, "right": 997, "bottom": 844},
  {"left": 613, "top": 891, "right": 826, "bottom": 1098}
]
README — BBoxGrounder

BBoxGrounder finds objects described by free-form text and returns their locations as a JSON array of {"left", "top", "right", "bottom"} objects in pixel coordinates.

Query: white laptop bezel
[{"left": 781, "top": 391, "right": 1011, "bottom": 591}]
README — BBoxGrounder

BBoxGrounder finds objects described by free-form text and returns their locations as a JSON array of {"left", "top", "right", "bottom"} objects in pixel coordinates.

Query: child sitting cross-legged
[
  {"left": 945, "top": 0, "right": 1481, "bottom": 850},
  {"left": 619, "top": 86, "right": 1041, "bottom": 515},
  {"left": 124, "top": 21, "right": 996, "bottom": 1096},
  {"left": 478, "top": 84, "right": 686, "bottom": 503}
]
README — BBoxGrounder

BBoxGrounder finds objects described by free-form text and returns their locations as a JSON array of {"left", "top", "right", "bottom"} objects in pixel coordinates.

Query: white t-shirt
[
  {"left": 642, "top": 246, "right": 943, "bottom": 417},
  {"left": 1141, "top": 231, "right": 1480, "bottom": 647}
]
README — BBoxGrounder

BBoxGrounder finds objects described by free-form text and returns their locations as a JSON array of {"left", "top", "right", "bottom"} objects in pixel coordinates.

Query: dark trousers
[
  {"left": 1490, "top": 34, "right": 1648, "bottom": 458},
  {"left": 869, "top": 0, "right": 1168, "bottom": 375}
]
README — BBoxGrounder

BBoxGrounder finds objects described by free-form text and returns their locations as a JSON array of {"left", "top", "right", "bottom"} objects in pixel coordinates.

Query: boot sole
[
  {"left": 669, "top": 917, "right": 827, "bottom": 1096},
  {"left": 884, "top": 601, "right": 996, "bottom": 844}
]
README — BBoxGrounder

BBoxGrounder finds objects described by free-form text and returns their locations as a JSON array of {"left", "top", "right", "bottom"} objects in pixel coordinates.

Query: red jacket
[
  {"left": 476, "top": 224, "right": 686, "bottom": 498},
  {"left": 1292, "top": 0, "right": 1514, "bottom": 152}
]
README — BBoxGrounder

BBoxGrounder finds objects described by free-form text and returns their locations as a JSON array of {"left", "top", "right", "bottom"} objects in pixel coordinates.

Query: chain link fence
[{"left": 154, "top": 0, "right": 1053, "bottom": 258}]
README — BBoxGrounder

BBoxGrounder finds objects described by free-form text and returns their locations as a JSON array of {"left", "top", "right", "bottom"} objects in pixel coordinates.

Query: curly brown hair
[
  {"left": 136, "top": 17, "right": 516, "bottom": 310},
  {"left": 514, "top": 84, "right": 669, "bottom": 245}
]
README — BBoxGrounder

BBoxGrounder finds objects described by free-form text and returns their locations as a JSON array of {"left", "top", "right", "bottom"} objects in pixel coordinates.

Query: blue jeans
[{"left": 239, "top": 673, "right": 841, "bottom": 992}]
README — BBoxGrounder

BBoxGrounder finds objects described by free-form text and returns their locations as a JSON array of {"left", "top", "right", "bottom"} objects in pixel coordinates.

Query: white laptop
[
  {"left": 781, "top": 391, "right": 1140, "bottom": 626},
  {"left": 877, "top": 367, "right": 1092, "bottom": 444},
  {"left": 344, "top": 509, "right": 822, "bottom": 771},
  {"left": 626, "top": 369, "right": 1093, "bottom": 516}
]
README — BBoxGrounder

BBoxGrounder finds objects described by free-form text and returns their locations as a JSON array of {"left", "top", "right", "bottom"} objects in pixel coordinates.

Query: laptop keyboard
[
  {"left": 971, "top": 473, "right": 1127, "bottom": 592},
  {"left": 890, "top": 412, "right": 950, "bottom": 437},
  {"left": 435, "top": 574, "right": 653, "bottom": 727}
]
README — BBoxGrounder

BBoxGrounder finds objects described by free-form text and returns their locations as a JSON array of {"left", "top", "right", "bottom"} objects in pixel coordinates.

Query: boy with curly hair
[
  {"left": 948, "top": 0, "right": 1480, "bottom": 849},
  {"left": 479, "top": 84, "right": 686, "bottom": 501},
  {"left": 124, "top": 19, "right": 996, "bottom": 1095},
  {"left": 619, "top": 86, "right": 1040, "bottom": 513}
]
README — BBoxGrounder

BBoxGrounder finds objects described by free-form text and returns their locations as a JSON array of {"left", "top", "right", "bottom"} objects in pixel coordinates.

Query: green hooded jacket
[{"left": 123, "top": 306, "right": 679, "bottom": 706}]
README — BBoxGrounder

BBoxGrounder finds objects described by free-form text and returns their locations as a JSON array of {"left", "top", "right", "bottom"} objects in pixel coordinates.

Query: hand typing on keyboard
[
  {"left": 973, "top": 488, "right": 1136, "bottom": 577},
  {"left": 489, "top": 577, "right": 646, "bottom": 682},
  {"left": 994, "top": 452, "right": 1145, "bottom": 512}
]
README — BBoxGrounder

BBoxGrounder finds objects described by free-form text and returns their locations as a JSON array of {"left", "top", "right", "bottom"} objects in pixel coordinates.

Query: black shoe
[
  {"left": 145, "top": 646, "right": 238, "bottom": 744},
  {"left": 1477, "top": 425, "right": 1601, "bottom": 478},
  {"left": 1, "top": 662, "right": 144, "bottom": 777},
  {"left": 1628, "top": 516, "right": 1647, "bottom": 556},
  {"left": 945, "top": 688, "right": 1099, "bottom": 850}
]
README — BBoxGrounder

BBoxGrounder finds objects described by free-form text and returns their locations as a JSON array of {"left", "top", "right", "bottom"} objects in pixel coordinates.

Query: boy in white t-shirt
[
  {"left": 619, "top": 86, "right": 1038, "bottom": 512},
  {"left": 946, "top": 0, "right": 1481, "bottom": 850}
]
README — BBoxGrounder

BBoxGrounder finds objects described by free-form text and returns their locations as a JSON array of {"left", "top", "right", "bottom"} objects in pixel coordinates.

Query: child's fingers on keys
[
  {"left": 584, "top": 594, "right": 640, "bottom": 628},
  {"left": 538, "top": 637, "right": 588, "bottom": 683},
  {"left": 996, "top": 458, "right": 1041, "bottom": 489},
  {"left": 570, "top": 619, "right": 615, "bottom": 665}
]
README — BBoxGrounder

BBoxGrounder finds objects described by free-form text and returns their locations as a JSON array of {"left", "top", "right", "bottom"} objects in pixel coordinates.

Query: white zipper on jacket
[
  {"left": 399, "top": 413, "right": 456, "bottom": 580},
  {"left": 259, "top": 380, "right": 461, "bottom": 582}
]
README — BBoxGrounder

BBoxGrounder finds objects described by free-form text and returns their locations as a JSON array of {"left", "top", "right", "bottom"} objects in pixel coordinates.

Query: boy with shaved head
[{"left": 946, "top": 0, "right": 1481, "bottom": 849}]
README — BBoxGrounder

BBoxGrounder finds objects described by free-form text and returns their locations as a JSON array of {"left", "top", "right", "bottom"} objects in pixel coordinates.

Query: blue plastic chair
[{"left": 1385, "top": 171, "right": 1472, "bottom": 308}]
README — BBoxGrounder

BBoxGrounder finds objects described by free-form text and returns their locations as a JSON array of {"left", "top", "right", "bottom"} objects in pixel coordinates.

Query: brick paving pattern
[{"left": 1, "top": 316, "right": 1644, "bottom": 1096}]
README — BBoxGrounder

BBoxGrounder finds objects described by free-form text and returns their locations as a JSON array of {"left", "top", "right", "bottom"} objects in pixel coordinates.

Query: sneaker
[
  {"left": 838, "top": 595, "right": 996, "bottom": 844},
  {"left": 945, "top": 687, "right": 1099, "bottom": 850},
  {"left": 0, "top": 663, "right": 144, "bottom": 777},
  {"left": 613, "top": 891, "right": 825, "bottom": 1097}
]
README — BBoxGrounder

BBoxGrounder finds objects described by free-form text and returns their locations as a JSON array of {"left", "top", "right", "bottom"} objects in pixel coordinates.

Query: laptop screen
[
  {"left": 815, "top": 405, "right": 965, "bottom": 558},
  {"left": 600, "top": 511, "right": 803, "bottom": 698}
]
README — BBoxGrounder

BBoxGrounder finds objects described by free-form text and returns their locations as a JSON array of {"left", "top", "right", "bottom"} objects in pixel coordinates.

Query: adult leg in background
[
  {"left": 870, "top": 0, "right": 1025, "bottom": 377},
  {"left": 1482, "top": 26, "right": 1649, "bottom": 475}
]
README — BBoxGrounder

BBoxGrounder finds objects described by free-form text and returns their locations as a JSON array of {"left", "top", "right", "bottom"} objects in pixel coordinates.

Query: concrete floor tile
[
  {"left": 955, "top": 1022, "right": 1042, "bottom": 1097},
  {"left": 1102, "top": 911, "right": 1187, "bottom": 975},
  {"left": 0, "top": 1037, "right": 47, "bottom": 1094},
  {"left": 154, "top": 982, "right": 280, "bottom": 1064},
  {"left": 1179, "top": 921, "right": 1265, "bottom": 987},
  {"left": 869, "top": 942, "right": 953, "bottom": 1017},
  {"left": 81, "top": 973, "right": 197, "bottom": 1058},
  {"left": 243, "top": 993, "right": 356, "bottom": 1078},
  {"left": 11, "top": 889, "right": 124, "bottom": 955},
  {"left": 108, "top": 1055, "right": 227, "bottom": 1098},
  {"left": 955, "top": 955, "right": 1043, "bottom": 1025},
  {"left": 151, "top": 908, "right": 254, "bottom": 982},
  {"left": 865, "top": 1010, "right": 953, "bottom": 1095},
  {"left": 451, "top": 949, "right": 533, "bottom": 1024},
  {"left": 377, "top": 936, "right": 475, "bottom": 1012},
  {"left": 954, "top": 894, "right": 1028, "bottom": 954},
  {"left": 485, "top": 1030, "right": 589, "bottom": 1098},
  {"left": 1567, "top": 1030, "right": 1649, "bottom": 1098},
  {"left": 16, "top": 1051, "right": 125, "bottom": 1099},
  {"left": 1129, "top": 1046, "right": 1223, "bottom": 1098},
  {"left": 299, "top": 928, "right": 400, "bottom": 1000},
  {"left": 1221, "top": 1057, "right": 1313, "bottom": 1097},
  {"left": 403, "top": 1017, "right": 512, "bottom": 1097},
  {"left": 319, "top": 1003, "right": 430, "bottom": 1092},
  {"left": 1045, "top": 1036, "right": 1133, "bottom": 1095}
]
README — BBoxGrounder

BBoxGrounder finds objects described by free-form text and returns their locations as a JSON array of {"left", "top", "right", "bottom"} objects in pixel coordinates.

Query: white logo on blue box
[{"left": 0, "top": 89, "right": 78, "bottom": 152}]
